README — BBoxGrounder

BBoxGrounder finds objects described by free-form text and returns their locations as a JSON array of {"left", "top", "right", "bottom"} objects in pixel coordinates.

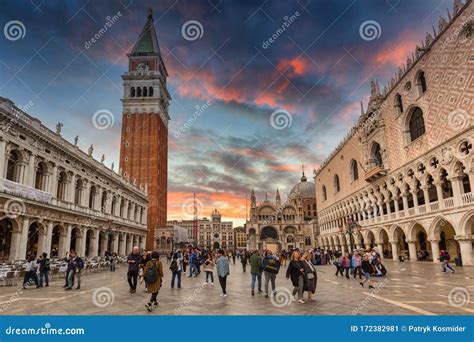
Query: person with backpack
[
  {"left": 144, "top": 251, "right": 164, "bottom": 312},
  {"left": 38, "top": 252, "right": 50, "bottom": 287},
  {"left": 439, "top": 250, "right": 455, "bottom": 273},
  {"left": 261, "top": 250, "right": 280, "bottom": 298},
  {"left": 170, "top": 250, "right": 183, "bottom": 289},
  {"left": 249, "top": 250, "right": 263, "bottom": 296},
  {"left": 203, "top": 254, "right": 215, "bottom": 285},
  {"left": 127, "top": 246, "right": 143, "bottom": 294},
  {"left": 65, "top": 250, "right": 83, "bottom": 290},
  {"left": 216, "top": 249, "right": 229, "bottom": 297}
]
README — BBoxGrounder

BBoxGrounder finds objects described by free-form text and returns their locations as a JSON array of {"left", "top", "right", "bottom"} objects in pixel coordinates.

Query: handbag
[{"left": 307, "top": 272, "right": 315, "bottom": 280}]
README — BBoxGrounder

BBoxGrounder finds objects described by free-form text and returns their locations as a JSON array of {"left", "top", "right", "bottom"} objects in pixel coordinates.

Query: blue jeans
[
  {"left": 171, "top": 270, "right": 182, "bottom": 288},
  {"left": 39, "top": 269, "right": 49, "bottom": 287},
  {"left": 205, "top": 271, "right": 214, "bottom": 283},
  {"left": 189, "top": 263, "right": 198, "bottom": 277},
  {"left": 251, "top": 272, "right": 262, "bottom": 291}
]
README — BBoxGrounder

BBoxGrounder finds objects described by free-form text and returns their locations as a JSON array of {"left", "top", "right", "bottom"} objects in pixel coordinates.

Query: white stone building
[
  {"left": 315, "top": 0, "right": 473, "bottom": 265},
  {"left": 0, "top": 97, "right": 148, "bottom": 260},
  {"left": 168, "top": 209, "right": 234, "bottom": 249}
]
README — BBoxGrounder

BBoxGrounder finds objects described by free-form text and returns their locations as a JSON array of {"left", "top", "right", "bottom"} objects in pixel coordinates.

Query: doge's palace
[
  {"left": 315, "top": 0, "right": 474, "bottom": 265},
  {"left": 0, "top": 97, "right": 148, "bottom": 261}
]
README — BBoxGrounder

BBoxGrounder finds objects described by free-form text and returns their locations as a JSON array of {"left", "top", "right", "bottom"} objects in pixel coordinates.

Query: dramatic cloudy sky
[{"left": 0, "top": 0, "right": 455, "bottom": 225}]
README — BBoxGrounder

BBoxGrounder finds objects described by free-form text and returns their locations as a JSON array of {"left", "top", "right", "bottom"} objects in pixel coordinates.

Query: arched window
[
  {"left": 89, "top": 186, "right": 97, "bottom": 209},
  {"left": 130, "top": 87, "right": 135, "bottom": 97},
  {"left": 137, "top": 87, "right": 142, "bottom": 97},
  {"left": 143, "top": 87, "right": 147, "bottom": 97},
  {"left": 149, "top": 86, "right": 153, "bottom": 97},
  {"left": 74, "top": 179, "right": 83, "bottom": 205},
  {"left": 409, "top": 107, "right": 426, "bottom": 142},
  {"left": 6, "top": 150, "right": 21, "bottom": 183},
  {"left": 101, "top": 191, "right": 107, "bottom": 212},
  {"left": 34, "top": 162, "right": 47, "bottom": 190},
  {"left": 416, "top": 71, "right": 427, "bottom": 95},
  {"left": 57, "top": 171, "right": 68, "bottom": 200},
  {"left": 322, "top": 185, "right": 327, "bottom": 201},
  {"left": 371, "top": 142, "right": 383, "bottom": 167},
  {"left": 111, "top": 196, "right": 117, "bottom": 215},
  {"left": 334, "top": 174, "right": 340, "bottom": 193},
  {"left": 394, "top": 93, "right": 403, "bottom": 114},
  {"left": 350, "top": 159, "right": 359, "bottom": 181}
]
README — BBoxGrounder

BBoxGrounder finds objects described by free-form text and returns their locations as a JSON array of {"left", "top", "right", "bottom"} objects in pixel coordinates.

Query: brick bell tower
[{"left": 120, "top": 8, "right": 170, "bottom": 250}]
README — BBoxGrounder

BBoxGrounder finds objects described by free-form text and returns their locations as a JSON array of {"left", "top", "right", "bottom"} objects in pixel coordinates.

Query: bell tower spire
[{"left": 119, "top": 8, "right": 170, "bottom": 250}]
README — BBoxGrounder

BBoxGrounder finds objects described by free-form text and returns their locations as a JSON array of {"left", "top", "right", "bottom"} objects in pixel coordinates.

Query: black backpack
[{"left": 169, "top": 259, "right": 178, "bottom": 272}]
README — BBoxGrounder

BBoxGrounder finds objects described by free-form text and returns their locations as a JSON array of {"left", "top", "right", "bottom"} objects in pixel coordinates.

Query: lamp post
[{"left": 345, "top": 216, "right": 361, "bottom": 251}]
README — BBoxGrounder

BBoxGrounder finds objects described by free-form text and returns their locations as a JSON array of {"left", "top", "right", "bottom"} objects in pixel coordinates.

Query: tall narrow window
[
  {"left": 334, "top": 175, "right": 340, "bottom": 193},
  {"left": 394, "top": 93, "right": 403, "bottom": 114},
  {"left": 409, "top": 107, "right": 426, "bottom": 142},
  {"left": 416, "top": 71, "right": 427, "bottom": 95},
  {"left": 350, "top": 159, "right": 359, "bottom": 181}
]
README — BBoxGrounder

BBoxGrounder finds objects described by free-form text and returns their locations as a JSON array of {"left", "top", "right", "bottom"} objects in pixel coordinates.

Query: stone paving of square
[{"left": 0, "top": 260, "right": 473, "bottom": 316}]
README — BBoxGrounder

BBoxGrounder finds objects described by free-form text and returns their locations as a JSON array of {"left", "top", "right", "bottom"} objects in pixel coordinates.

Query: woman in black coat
[{"left": 286, "top": 251, "right": 306, "bottom": 303}]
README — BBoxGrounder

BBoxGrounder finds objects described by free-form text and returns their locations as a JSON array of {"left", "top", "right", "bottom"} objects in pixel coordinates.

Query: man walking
[
  {"left": 38, "top": 252, "right": 50, "bottom": 287},
  {"left": 262, "top": 250, "right": 280, "bottom": 298},
  {"left": 241, "top": 249, "right": 248, "bottom": 272},
  {"left": 249, "top": 250, "right": 263, "bottom": 295},
  {"left": 170, "top": 250, "right": 183, "bottom": 289},
  {"left": 127, "top": 246, "right": 142, "bottom": 293}
]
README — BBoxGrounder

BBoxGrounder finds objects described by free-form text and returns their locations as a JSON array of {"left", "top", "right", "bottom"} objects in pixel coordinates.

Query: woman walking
[
  {"left": 203, "top": 254, "right": 215, "bottom": 285},
  {"left": 286, "top": 251, "right": 306, "bottom": 304},
  {"left": 144, "top": 251, "right": 164, "bottom": 312},
  {"left": 360, "top": 254, "right": 375, "bottom": 289},
  {"left": 302, "top": 252, "right": 317, "bottom": 301}
]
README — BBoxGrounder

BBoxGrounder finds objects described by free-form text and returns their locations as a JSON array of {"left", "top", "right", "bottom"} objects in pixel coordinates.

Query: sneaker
[
  {"left": 265, "top": 294, "right": 269, "bottom": 298},
  {"left": 223, "top": 294, "right": 227, "bottom": 297},
  {"left": 298, "top": 299, "right": 305, "bottom": 304},
  {"left": 65, "top": 287, "right": 72, "bottom": 290},
  {"left": 369, "top": 285, "right": 375, "bottom": 289},
  {"left": 251, "top": 290, "right": 255, "bottom": 296},
  {"left": 153, "top": 302, "right": 158, "bottom": 307},
  {"left": 75, "top": 287, "right": 80, "bottom": 290},
  {"left": 145, "top": 303, "right": 152, "bottom": 312},
  {"left": 130, "top": 289, "right": 136, "bottom": 294},
  {"left": 210, "top": 283, "right": 214, "bottom": 286},
  {"left": 258, "top": 289, "right": 263, "bottom": 293},
  {"left": 292, "top": 296, "right": 296, "bottom": 302},
  {"left": 219, "top": 294, "right": 225, "bottom": 297},
  {"left": 359, "top": 282, "right": 364, "bottom": 287}
]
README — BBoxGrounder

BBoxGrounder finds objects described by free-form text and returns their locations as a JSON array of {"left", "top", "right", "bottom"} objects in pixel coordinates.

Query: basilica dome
[{"left": 289, "top": 173, "right": 316, "bottom": 199}]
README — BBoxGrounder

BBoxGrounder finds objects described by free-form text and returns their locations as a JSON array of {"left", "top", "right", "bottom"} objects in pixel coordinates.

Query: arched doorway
[
  {"left": 26, "top": 222, "right": 42, "bottom": 257},
  {"left": 365, "top": 231, "right": 375, "bottom": 249},
  {"left": 436, "top": 221, "right": 459, "bottom": 258},
  {"left": 392, "top": 226, "right": 408, "bottom": 259},
  {"left": 378, "top": 228, "right": 391, "bottom": 258},
  {"left": 51, "top": 225, "right": 62, "bottom": 257},
  {"left": 410, "top": 223, "right": 431, "bottom": 261},
  {"left": 0, "top": 218, "right": 13, "bottom": 261},
  {"left": 260, "top": 226, "right": 280, "bottom": 253},
  {"left": 85, "top": 229, "right": 94, "bottom": 257},
  {"left": 70, "top": 227, "right": 81, "bottom": 252}
]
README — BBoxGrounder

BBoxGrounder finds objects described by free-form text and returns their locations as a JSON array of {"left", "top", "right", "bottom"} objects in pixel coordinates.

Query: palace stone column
[
  {"left": 0, "top": 138, "right": 6, "bottom": 178},
  {"left": 18, "top": 217, "right": 30, "bottom": 260},
  {"left": 390, "top": 240, "right": 399, "bottom": 261},
  {"left": 407, "top": 240, "right": 417, "bottom": 261},
  {"left": 457, "top": 236, "right": 473, "bottom": 266},
  {"left": 429, "top": 239, "right": 440, "bottom": 263}
]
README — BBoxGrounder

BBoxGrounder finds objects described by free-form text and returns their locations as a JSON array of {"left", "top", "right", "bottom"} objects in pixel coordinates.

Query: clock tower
[{"left": 119, "top": 8, "right": 170, "bottom": 250}]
